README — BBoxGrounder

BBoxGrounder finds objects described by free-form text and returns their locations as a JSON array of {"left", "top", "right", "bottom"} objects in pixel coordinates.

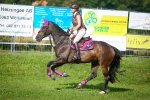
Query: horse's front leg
[
  {"left": 47, "top": 61, "right": 55, "bottom": 80},
  {"left": 47, "top": 58, "right": 68, "bottom": 80}
]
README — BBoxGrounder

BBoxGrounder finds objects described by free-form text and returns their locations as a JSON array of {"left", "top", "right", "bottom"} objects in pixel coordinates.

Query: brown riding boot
[{"left": 73, "top": 42, "right": 81, "bottom": 60}]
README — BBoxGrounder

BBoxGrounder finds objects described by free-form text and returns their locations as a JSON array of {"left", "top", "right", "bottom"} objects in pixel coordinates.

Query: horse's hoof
[
  {"left": 76, "top": 83, "right": 82, "bottom": 89},
  {"left": 62, "top": 72, "right": 68, "bottom": 77},
  {"left": 50, "top": 74, "right": 55, "bottom": 80},
  {"left": 99, "top": 91, "right": 106, "bottom": 94}
]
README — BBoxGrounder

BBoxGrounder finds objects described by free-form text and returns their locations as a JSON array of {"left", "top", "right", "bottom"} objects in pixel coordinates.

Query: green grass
[{"left": 0, "top": 52, "right": 150, "bottom": 100}]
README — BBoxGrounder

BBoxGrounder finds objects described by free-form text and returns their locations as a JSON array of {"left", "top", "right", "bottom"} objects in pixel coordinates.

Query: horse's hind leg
[
  {"left": 76, "top": 61, "right": 99, "bottom": 89},
  {"left": 99, "top": 64, "right": 110, "bottom": 94}
]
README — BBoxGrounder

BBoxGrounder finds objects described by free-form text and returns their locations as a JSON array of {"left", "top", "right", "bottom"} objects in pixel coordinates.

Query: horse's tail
[{"left": 109, "top": 46, "right": 122, "bottom": 83}]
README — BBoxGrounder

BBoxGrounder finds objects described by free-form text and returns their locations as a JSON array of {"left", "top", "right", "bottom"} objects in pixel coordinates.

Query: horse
[{"left": 35, "top": 19, "right": 122, "bottom": 94}]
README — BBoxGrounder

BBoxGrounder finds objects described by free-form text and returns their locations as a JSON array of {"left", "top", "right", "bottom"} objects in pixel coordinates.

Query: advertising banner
[
  {"left": 34, "top": 6, "right": 72, "bottom": 29},
  {"left": 127, "top": 34, "right": 150, "bottom": 49},
  {"left": 92, "top": 35, "right": 126, "bottom": 51},
  {"left": 82, "top": 9, "right": 128, "bottom": 36},
  {"left": 0, "top": 4, "right": 34, "bottom": 36},
  {"left": 82, "top": 9, "right": 128, "bottom": 51},
  {"left": 33, "top": 6, "right": 72, "bottom": 40},
  {"left": 129, "top": 12, "right": 150, "bottom": 30}
]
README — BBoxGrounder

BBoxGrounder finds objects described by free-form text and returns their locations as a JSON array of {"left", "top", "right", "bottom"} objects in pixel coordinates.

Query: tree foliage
[{"left": 0, "top": 0, "right": 150, "bottom": 12}]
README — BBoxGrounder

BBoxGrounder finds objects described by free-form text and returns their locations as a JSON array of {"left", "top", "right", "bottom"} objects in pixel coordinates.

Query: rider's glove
[{"left": 69, "top": 34, "right": 74, "bottom": 39}]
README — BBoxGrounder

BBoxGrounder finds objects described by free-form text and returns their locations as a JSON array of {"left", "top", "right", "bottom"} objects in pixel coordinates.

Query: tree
[
  {"left": 0, "top": 0, "right": 32, "bottom": 5},
  {"left": 0, "top": 0, "right": 150, "bottom": 12}
]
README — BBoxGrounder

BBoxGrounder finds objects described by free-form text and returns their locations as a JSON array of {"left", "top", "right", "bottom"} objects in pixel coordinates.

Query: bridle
[
  {"left": 38, "top": 21, "right": 69, "bottom": 47},
  {"left": 38, "top": 22, "right": 49, "bottom": 37}
]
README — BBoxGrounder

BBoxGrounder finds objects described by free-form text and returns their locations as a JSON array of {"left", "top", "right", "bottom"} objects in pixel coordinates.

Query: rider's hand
[
  {"left": 69, "top": 34, "right": 74, "bottom": 39},
  {"left": 66, "top": 29, "right": 74, "bottom": 35}
]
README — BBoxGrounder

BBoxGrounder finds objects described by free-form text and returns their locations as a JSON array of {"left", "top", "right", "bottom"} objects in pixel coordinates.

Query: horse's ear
[
  {"left": 43, "top": 18, "right": 49, "bottom": 26},
  {"left": 43, "top": 18, "right": 46, "bottom": 22}
]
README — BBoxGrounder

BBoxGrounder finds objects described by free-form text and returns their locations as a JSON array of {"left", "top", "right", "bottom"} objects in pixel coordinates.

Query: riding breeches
[{"left": 73, "top": 28, "right": 86, "bottom": 44}]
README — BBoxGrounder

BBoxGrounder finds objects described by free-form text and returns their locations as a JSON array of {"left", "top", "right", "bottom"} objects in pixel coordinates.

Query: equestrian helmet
[{"left": 70, "top": 3, "right": 79, "bottom": 9}]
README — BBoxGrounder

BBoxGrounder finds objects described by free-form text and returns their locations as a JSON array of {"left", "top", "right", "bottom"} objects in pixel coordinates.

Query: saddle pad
[{"left": 71, "top": 39, "right": 94, "bottom": 51}]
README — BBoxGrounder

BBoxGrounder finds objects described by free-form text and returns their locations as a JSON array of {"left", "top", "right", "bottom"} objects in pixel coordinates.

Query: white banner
[
  {"left": 129, "top": 12, "right": 150, "bottom": 30},
  {"left": 92, "top": 35, "right": 126, "bottom": 51},
  {"left": 0, "top": 4, "right": 34, "bottom": 36}
]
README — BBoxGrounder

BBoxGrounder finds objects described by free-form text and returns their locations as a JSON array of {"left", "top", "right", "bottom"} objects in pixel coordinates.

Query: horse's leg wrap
[
  {"left": 54, "top": 70, "right": 68, "bottom": 77},
  {"left": 80, "top": 80, "right": 87, "bottom": 85},
  {"left": 47, "top": 67, "right": 52, "bottom": 76},
  {"left": 54, "top": 70, "right": 63, "bottom": 76},
  {"left": 76, "top": 80, "right": 87, "bottom": 89},
  {"left": 47, "top": 62, "right": 53, "bottom": 76},
  {"left": 47, "top": 64, "right": 55, "bottom": 80}
]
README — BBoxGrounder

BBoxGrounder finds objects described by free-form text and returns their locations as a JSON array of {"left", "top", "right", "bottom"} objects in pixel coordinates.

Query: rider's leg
[
  {"left": 73, "top": 29, "right": 86, "bottom": 60},
  {"left": 74, "top": 42, "right": 80, "bottom": 60},
  {"left": 73, "top": 29, "right": 86, "bottom": 42}
]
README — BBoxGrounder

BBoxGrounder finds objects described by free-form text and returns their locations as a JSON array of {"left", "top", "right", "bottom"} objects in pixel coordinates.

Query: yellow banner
[
  {"left": 127, "top": 34, "right": 150, "bottom": 49},
  {"left": 92, "top": 15, "right": 128, "bottom": 36}
]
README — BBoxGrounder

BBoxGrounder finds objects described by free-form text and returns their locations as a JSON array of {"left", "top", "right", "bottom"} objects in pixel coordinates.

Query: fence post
[
  {"left": 11, "top": 36, "right": 16, "bottom": 52},
  {"left": 11, "top": 36, "right": 13, "bottom": 52},
  {"left": 11, "top": 36, "right": 15, "bottom": 52}
]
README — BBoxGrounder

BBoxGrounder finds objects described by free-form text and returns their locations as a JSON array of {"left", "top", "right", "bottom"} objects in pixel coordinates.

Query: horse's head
[
  {"left": 36, "top": 19, "right": 70, "bottom": 42},
  {"left": 35, "top": 19, "right": 52, "bottom": 42}
]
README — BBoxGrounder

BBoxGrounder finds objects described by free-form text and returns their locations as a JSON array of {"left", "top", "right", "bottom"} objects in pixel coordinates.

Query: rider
[{"left": 67, "top": 2, "right": 89, "bottom": 60}]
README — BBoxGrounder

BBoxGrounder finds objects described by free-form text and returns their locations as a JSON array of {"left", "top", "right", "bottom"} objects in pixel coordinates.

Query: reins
[
  {"left": 53, "top": 35, "right": 66, "bottom": 47},
  {"left": 46, "top": 21, "right": 69, "bottom": 47}
]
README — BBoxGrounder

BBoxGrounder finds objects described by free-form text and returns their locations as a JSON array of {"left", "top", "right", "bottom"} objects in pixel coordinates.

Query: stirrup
[
  {"left": 72, "top": 55, "right": 77, "bottom": 60},
  {"left": 72, "top": 54, "right": 80, "bottom": 60}
]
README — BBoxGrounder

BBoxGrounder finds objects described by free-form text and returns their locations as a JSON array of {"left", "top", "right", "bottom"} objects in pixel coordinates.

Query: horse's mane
[
  {"left": 49, "top": 21, "right": 66, "bottom": 33},
  {"left": 42, "top": 19, "right": 66, "bottom": 34}
]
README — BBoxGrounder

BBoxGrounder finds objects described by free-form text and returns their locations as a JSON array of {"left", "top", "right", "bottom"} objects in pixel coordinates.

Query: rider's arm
[
  {"left": 69, "top": 23, "right": 74, "bottom": 30},
  {"left": 74, "top": 14, "right": 81, "bottom": 31}
]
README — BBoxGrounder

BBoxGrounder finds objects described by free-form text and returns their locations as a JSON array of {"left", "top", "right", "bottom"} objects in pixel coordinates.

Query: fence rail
[
  {"left": 0, "top": 41, "right": 150, "bottom": 57},
  {"left": 0, "top": 30, "right": 150, "bottom": 57},
  {"left": 0, "top": 42, "right": 52, "bottom": 52}
]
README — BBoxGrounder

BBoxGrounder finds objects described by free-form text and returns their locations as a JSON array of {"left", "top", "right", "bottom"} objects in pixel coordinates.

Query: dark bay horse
[{"left": 35, "top": 19, "right": 121, "bottom": 94}]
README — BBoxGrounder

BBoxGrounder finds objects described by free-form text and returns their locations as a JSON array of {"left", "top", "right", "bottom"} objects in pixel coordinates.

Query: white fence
[{"left": 0, "top": 36, "right": 150, "bottom": 57}]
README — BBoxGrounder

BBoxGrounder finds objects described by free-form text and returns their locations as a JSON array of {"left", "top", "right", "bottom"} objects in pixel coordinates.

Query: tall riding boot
[{"left": 73, "top": 42, "right": 81, "bottom": 60}]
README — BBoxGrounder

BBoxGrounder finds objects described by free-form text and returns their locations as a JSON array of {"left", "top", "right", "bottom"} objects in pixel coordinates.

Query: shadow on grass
[{"left": 58, "top": 82, "right": 132, "bottom": 92}]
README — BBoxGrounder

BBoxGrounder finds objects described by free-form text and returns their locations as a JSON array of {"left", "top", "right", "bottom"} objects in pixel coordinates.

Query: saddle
[{"left": 71, "top": 36, "right": 94, "bottom": 51}]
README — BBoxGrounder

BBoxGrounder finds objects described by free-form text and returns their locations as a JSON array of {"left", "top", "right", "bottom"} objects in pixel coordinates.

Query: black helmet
[{"left": 70, "top": 3, "right": 79, "bottom": 9}]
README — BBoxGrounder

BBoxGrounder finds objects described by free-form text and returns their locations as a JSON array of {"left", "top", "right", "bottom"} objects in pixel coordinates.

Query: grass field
[{"left": 0, "top": 52, "right": 150, "bottom": 100}]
